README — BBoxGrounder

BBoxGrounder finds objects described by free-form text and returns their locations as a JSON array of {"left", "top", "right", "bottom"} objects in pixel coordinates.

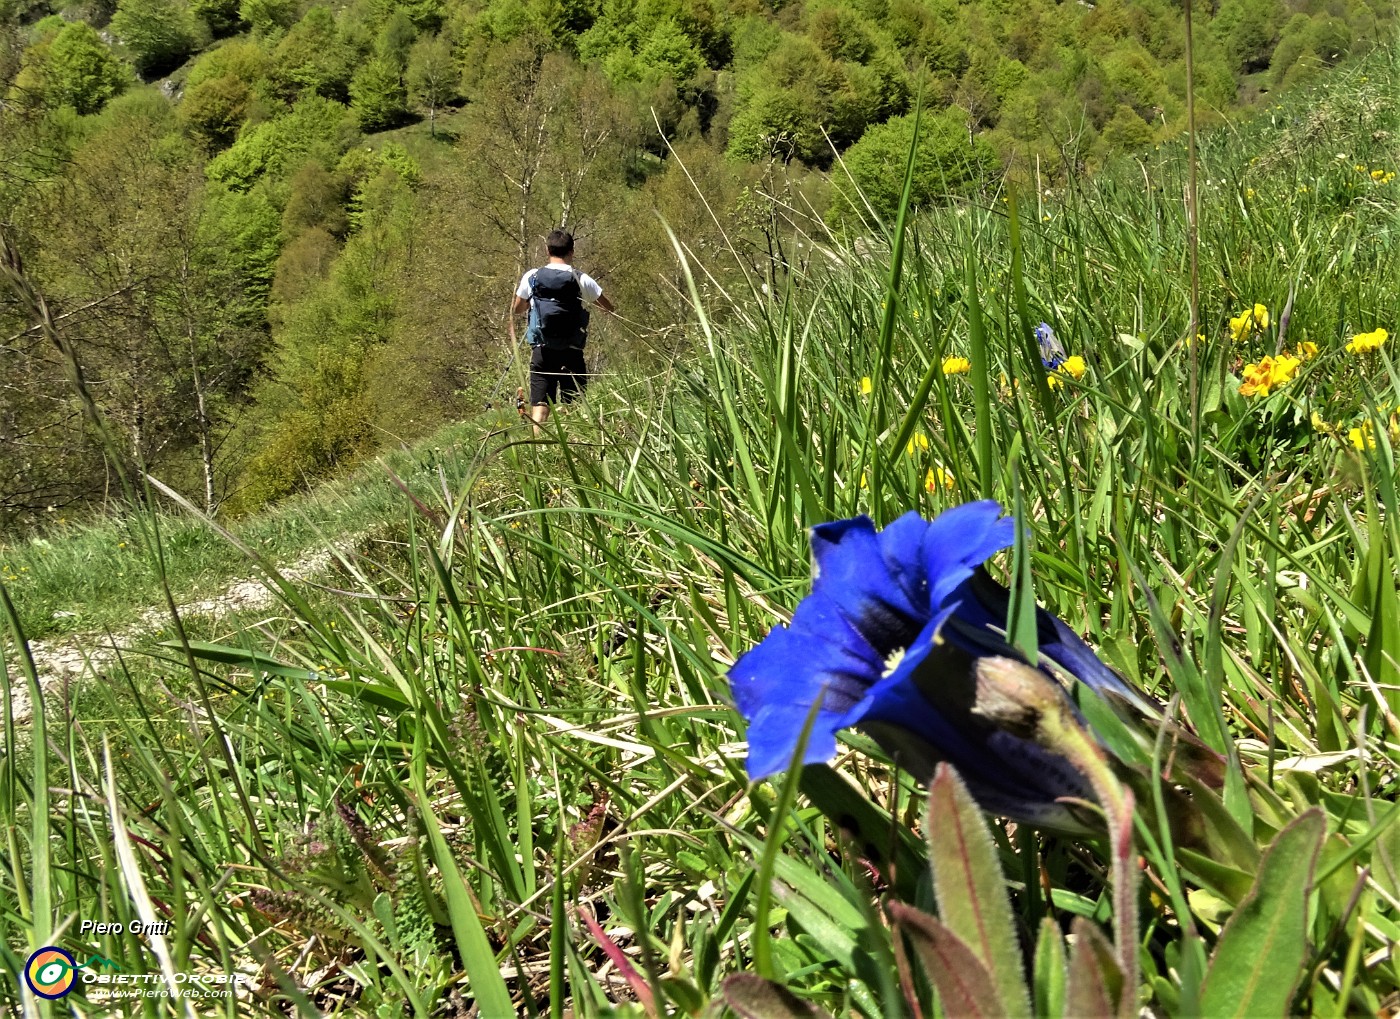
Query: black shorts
[{"left": 529, "top": 345, "right": 587, "bottom": 405}]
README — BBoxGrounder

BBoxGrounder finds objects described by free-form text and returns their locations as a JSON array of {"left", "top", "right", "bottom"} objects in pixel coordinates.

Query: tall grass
[{"left": 3, "top": 51, "right": 1399, "bottom": 1015}]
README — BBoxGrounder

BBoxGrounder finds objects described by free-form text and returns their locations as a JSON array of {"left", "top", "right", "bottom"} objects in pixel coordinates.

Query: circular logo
[{"left": 25, "top": 946, "right": 78, "bottom": 999}]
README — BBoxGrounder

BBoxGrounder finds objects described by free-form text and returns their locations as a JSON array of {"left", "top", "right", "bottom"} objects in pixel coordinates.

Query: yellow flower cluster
[
  {"left": 1239, "top": 353, "right": 1301, "bottom": 398},
  {"left": 906, "top": 433, "right": 930, "bottom": 456},
  {"left": 1315, "top": 406, "right": 1400, "bottom": 450},
  {"left": 1345, "top": 328, "right": 1388, "bottom": 355},
  {"left": 1349, "top": 422, "right": 1376, "bottom": 450},
  {"left": 925, "top": 466, "right": 954, "bottom": 492},
  {"left": 1228, "top": 304, "right": 1270, "bottom": 342},
  {"left": 942, "top": 356, "right": 971, "bottom": 375},
  {"left": 1046, "top": 355, "right": 1088, "bottom": 390},
  {"left": 860, "top": 376, "right": 873, "bottom": 395},
  {"left": 1347, "top": 407, "right": 1400, "bottom": 450}
]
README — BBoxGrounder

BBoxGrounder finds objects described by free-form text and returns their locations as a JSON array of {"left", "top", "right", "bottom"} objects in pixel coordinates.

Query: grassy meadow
[{"left": 3, "top": 47, "right": 1400, "bottom": 1017}]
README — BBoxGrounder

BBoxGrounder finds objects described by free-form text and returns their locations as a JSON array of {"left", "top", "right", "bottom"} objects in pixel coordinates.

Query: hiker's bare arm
[
  {"left": 509, "top": 295, "right": 528, "bottom": 342},
  {"left": 596, "top": 294, "right": 615, "bottom": 314}
]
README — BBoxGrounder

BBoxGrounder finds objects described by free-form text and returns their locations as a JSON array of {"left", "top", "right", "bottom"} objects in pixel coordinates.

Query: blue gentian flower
[
  {"left": 728, "top": 501, "right": 1154, "bottom": 829},
  {"left": 1036, "top": 322, "right": 1067, "bottom": 369}
]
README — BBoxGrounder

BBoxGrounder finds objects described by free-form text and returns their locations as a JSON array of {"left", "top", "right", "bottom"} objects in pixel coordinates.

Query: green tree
[
  {"left": 725, "top": 83, "right": 808, "bottom": 162},
  {"left": 377, "top": 12, "right": 417, "bottom": 72},
  {"left": 1306, "top": 16, "right": 1352, "bottom": 64},
  {"left": 27, "top": 94, "right": 278, "bottom": 513},
  {"left": 282, "top": 161, "right": 350, "bottom": 236},
  {"left": 349, "top": 56, "right": 407, "bottom": 131},
  {"left": 1101, "top": 102, "right": 1153, "bottom": 151},
  {"left": 239, "top": 0, "right": 297, "bottom": 36},
  {"left": 110, "top": 0, "right": 204, "bottom": 76},
  {"left": 34, "top": 23, "right": 129, "bottom": 113},
  {"left": 185, "top": 38, "right": 267, "bottom": 88},
  {"left": 406, "top": 33, "right": 458, "bottom": 136},
  {"left": 830, "top": 108, "right": 996, "bottom": 223},
  {"left": 190, "top": 0, "right": 243, "bottom": 37},
  {"left": 180, "top": 72, "right": 252, "bottom": 149},
  {"left": 180, "top": 40, "right": 268, "bottom": 147},
  {"left": 1212, "top": 0, "right": 1284, "bottom": 72},
  {"left": 809, "top": 5, "right": 876, "bottom": 63},
  {"left": 243, "top": 162, "right": 415, "bottom": 505},
  {"left": 726, "top": 35, "right": 877, "bottom": 165},
  {"left": 207, "top": 94, "right": 356, "bottom": 189},
  {"left": 635, "top": 18, "right": 703, "bottom": 83},
  {"left": 272, "top": 5, "right": 356, "bottom": 100}
]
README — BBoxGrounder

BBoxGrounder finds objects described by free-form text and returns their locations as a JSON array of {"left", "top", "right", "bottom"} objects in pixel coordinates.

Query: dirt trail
[{"left": 5, "top": 546, "right": 344, "bottom": 723}]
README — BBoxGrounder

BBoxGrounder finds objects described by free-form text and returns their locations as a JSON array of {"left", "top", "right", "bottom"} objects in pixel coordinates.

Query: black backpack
[{"left": 528, "top": 269, "right": 589, "bottom": 350}]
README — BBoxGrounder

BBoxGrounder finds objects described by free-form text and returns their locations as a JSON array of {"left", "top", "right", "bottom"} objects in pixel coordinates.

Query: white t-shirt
[{"left": 516, "top": 265, "right": 603, "bottom": 305}]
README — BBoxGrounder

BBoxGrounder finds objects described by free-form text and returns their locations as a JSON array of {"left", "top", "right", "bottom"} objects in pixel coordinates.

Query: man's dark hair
[{"left": 546, "top": 229, "right": 574, "bottom": 257}]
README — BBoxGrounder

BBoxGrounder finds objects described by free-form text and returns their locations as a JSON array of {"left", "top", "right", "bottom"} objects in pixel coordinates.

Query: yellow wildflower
[
  {"left": 1272, "top": 353, "right": 1301, "bottom": 383},
  {"left": 1355, "top": 164, "right": 1368, "bottom": 173},
  {"left": 1245, "top": 187, "right": 1256, "bottom": 200},
  {"left": 942, "top": 356, "right": 971, "bottom": 375},
  {"left": 1349, "top": 423, "right": 1375, "bottom": 450},
  {"left": 1046, "top": 355, "right": 1088, "bottom": 390},
  {"left": 1239, "top": 353, "right": 1300, "bottom": 398},
  {"left": 925, "top": 466, "right": 954, "bottom": 492},
  {"left": 1345, "top": 328, "right": 1388, "bottom": 354},
  {"left": 1370, "top": 169, "right": 1395, "bottom": 183},
  {"left": 1228, "top": 304, "right": 1269, "bottom": 342},
  {"left": 1239, "top": 368, "right": 1271, "bottom": 398},
  {"left": 906, "top": 433, "right": 930, "bottom": 456},
  {"left": 860, "top": 376, "right": 873, "bottom": 395},
  {"left": 1295, "top": 341, "right": 1318, "bottom": 360}
]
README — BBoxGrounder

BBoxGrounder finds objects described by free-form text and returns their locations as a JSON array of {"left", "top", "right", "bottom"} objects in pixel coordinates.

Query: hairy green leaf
[
  {"left": 722, "top": 974, "right": 830, "bottom": 1018},
  {"left": 925, "top": 763, "right": 1032, "bottom": 1018},
  {"left": 1199, "top": 808, "right": 1326, "bottom": 1018},
  {"left": 1033, "top": 917, "right": 1067, "bottom": 1019},
  {"left": 890, "top": 901, "right": 1007, "bottom": 1018},
  {"left": 1064, "top": 918, "right": 1121, "bottom": 1019}
]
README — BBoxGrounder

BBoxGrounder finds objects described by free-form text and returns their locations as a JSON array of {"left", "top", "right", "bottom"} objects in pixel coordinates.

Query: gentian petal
[
  {"left": 810, "top": 516, "right": 926, "bottom": 656},
  {"left": 875, "top": 511, "right": 934, "bottom": 615},
  {"left": 920, "top": 501, "right": 1017, "bottom": 608},
  {"left": 742, "top": 700, "right": 842, "bottom": 781},
  {"left": 730, "top": 595, "right": 886, "bottom": 781}
]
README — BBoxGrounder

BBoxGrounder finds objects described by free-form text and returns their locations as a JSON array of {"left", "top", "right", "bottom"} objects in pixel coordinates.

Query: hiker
[{"left": 509, "top": 229, "right": 614, "bottom": 433}]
